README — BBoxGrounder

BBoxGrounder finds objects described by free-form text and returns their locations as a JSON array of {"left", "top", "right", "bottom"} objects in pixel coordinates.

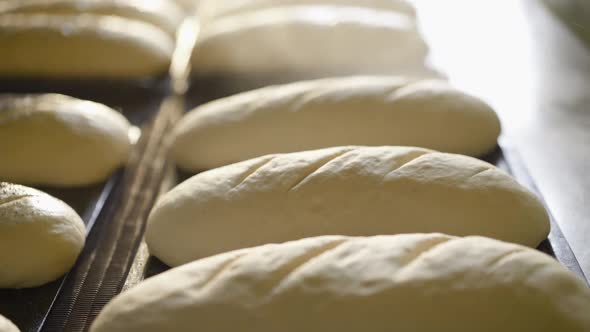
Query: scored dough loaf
[
  {"left": 0, "top": 182, "right": 85, "bottom": 288},
  {"left": 172, "top": 77, "right": 501, "bottom": 170},
  {"left": 0, "top": 315, "right": 19, "bottom": 332},
  {"left": 0, "top": 0, "right": 184, "bottom": 35},
  {"left": 147, "top": 146, "right": 550, "bottom": 267},
  {"left": 0, "top": 94, "right": 132, "bottom": 186},
  {"left": 91, "top": 234, "right": 590, "bottom": 332},
  {"left": 191, "top": 6, "right": 428, "bottom": 77},
  {"left": 198, "top": 0, "right": 416, "bottom": 20},
  {"left": 0, "top": 13, "right": 173, "bottom": 78}
]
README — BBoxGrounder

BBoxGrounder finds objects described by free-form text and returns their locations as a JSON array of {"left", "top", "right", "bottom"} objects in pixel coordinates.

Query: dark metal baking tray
[{"left": 0, "top": 78, "right": 169, "bottom": 332}]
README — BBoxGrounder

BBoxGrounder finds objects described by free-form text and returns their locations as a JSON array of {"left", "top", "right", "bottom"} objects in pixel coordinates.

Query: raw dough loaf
[
  {"left": 0, "top": 14, "right": 173, "bottom": 78},
  {"left": 172, "top": 77, "right": 501, "bottom": 170},
  {"left": 91, "top": 234, "right": 590, "bottom": 332},
  {"left": 0, "top": 315, "right": 19, "bottom": 332},
  {"left": 0, "top": 0, "right": 184, "bottom": 35},
  {"left": 191, "top": 6, "right": 428, "bottom": 77},
  {"left": 198, "top": 0, "right": 416, "bottom": 20},
  {"left": 0, "top": 94, "right": 132, "bottom": 186},
  {"left": 147, "top": 146, "right": 550, "bottom": 266},
  {"left": 0, "top": 183, "right": 85, "bottom": 288}
]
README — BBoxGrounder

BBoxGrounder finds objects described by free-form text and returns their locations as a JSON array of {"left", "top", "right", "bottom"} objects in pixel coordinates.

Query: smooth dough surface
[
  {"left": 0, "top": 183, "right": 85, "bottom": 288},
  {"left": 0, "top": 14, "right": 173, "bottom": 78},
  {"left": 198, "top": 0, "right": 416, "bottom": 20},
  {"left": 147, "top": 146, "right": 550, "bottom": 266},
  {"left": 0, "top": 315, "right": 19, "bottom": 332},
  {"left": 172, "top": 77, "right": 501, "bottom": 170},
  {"left": 191, "top": 6, "right": 428, "bottom": 77},
  {"left": 0, "top": 94, "right": 132, "bottom": 186},
  {"left": 0, "top": 0, "right": 184, "bottom": 35},
  {"left": 92, "top": 234, "right": 590, "bottom": 332}
]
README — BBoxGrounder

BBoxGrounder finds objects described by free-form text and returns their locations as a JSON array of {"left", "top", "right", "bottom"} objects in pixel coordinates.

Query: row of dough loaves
[
  {"left": 0, "top": 0, "right": 436, "bottom": 79},
  {"left": 0, "top": 0, "right": 182, "bottom": 78}
]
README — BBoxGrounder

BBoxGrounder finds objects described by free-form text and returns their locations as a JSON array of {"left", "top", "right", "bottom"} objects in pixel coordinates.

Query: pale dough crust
[
  {"left": 0, "top": 315, "right": 19, "bottom": 332},
  {"left": 91, "top": 234, "right": 590, "bottom": 332},
  {"left": 0, "top": 94, "right": 132, "bottom": 186},
  {"left": 191, "top": 6, "right": 429, "bottom": 77},
  {"left": 172, "top": 77, "right": 501, "bottom": 170},
  {"left": 147, "top": 146, "right": 550, "bottom": 267},
  {"left": 198, "top": 0, "right": 416, "bottom": 20},
  {"left": 0, "top": 14, "right": 174, "bottom": 78},
  {"left": 0, "top": 183, "right": 85, "bottom": 288},
  {"left": 0, "top": 0, "right": 184, "bottom": 35}
]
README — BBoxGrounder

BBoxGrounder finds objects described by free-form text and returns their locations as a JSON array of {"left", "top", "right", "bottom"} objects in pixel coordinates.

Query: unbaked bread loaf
[
  {"left": 172, "top": 77, "right": 501, "bottom": 170},
  {"left": 91, "top": 234, "right": 590, "bottom": 332},
  {"left": 191, "top": 6, "right": 428, "bottom": 77},
  {"left": 0, "top": 0, "right": 184, "bottom": 35},
  {"left": 0, "top": 315, "right": 19, "bottom": 332},
  {"left": 198, "top": 0, "right": 416, "bottom": 20},
  {"left": 147, "top": 146, "right": 550, "bottom": 266},
  {"left": 0, "top": 182, "right": 85, "bottom": 288},
  {"left": 0, "top": 14, "right": 173, "bottom": 78},
  {"left": 0, "top": 94, "right": 132, "bottom": 186}
]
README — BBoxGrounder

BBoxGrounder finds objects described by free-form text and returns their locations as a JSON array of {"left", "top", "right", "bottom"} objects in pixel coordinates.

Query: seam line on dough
[
  {"left": 0, "top": 194, "right": 33, "bottom": 207},
  {"left": 267, "top": 239, "right": 348, "bottom": 295},
  {"left": 201, "top": 254, "right": 246, "bottom": 290},
  {"left": 288, "top": 149, "right": 357, "bottom": 191},
  {"left": 232, "top": 158, "right": 276, "bottom": 189}
]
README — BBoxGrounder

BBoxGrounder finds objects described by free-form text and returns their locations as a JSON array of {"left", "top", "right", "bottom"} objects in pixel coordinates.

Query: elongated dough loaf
[
  {"left": 0, "top": 0, "right": 184, "bottom": 35},
  {"left": 198, "top": 0, "right": 416, "bottom": 20},
  {"left": 191, "top": 6, "right": 428, "bottom": 77},
  {"left": 0, "top": 183, "right": 85, "bottom": 288},
  {"left": 172, "top": 77, "right": 501, "bottom": 170},
  {"left": 0, "top": 14, "right": 173, "bottom": 78},
  {"left": 147, "top": 146, "right": 549, "bottom": 266},
  {"left": 0, "top": 94, "right": 132, "bottom": 186},
  {"left": 0, "top": 315, "right": 19, "bottom": 332},
  {"left": 92, "top": 234, "right": 590, "bottom": 332}
]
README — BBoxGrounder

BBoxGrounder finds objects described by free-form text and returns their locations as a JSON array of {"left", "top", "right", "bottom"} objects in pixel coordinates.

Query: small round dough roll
[
  {"left": 0, "top": 315, "right": 19, "bottom": 332},
  {"left": 198, "top": 0, "right": 416, "bottom": 20},
  {"left": 0, "top": 0, "right": 184, "bottom": 36},
  {"left": 91, "top": 234, "right": 590, "bottom": 332},
  {"left": 0, "top": 94, "right": 132, "bottom": 187},
  {"left": 0, "top": 182, "right": 85, "bottom": 289},
  {"left": 147, "top": 146, "right": 550, "bottom": 266},
  {"left": 172, "top": 77, "right": 501, "bottom": 170},
  {"left": 0, "top": 14, "right": 174, "bottom": 78},
  {"left": 191, "top": 6, "right": 428, "bottom": 77}
]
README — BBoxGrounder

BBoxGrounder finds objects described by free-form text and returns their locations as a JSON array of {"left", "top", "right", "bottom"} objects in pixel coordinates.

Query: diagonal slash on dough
[
  {"left": 265, "top": 239, "right": 348, "bottom": 294},
  {"left": 232, "top": 158, "right": 276, "bottom": 189},
  {"left": 288, "top": 149, "right": 356, "bottom": 192},
  {"left": 201, "top": 254, "right": 247, "bottom": 290},
  {"left": 0, "top": 195, "right": 33, "bottom": 208}
]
